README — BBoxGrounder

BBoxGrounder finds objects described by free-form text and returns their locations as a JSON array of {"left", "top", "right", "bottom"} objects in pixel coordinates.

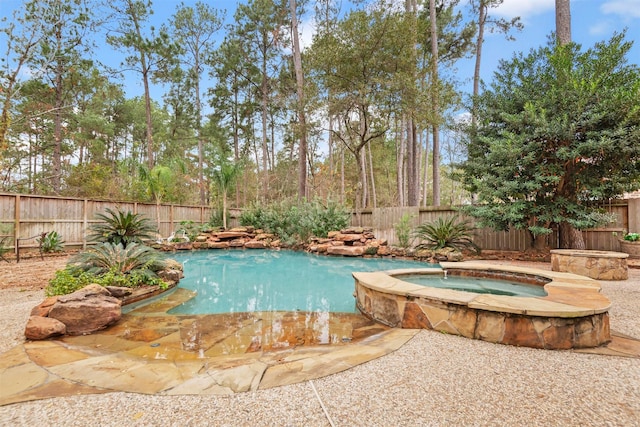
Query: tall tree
[
  {"left": 429, "top": 0, "right": 441, "bottom": 206},
  {"left": 289, "top": 0, "right": 308, "bottom": 200},
  {"left": 0, "top": 1, "right": 46, "bottom": 157},
  {"left": 25, "top": 0, "right": 93, "bottom": 193},
  {"left": 171, "top": 1, "right": 223, "bottom": 205},
  {"left": 469, "top": 0, "right": 522, "bottom": 126},
  {"left": 232, "top": 0, "right": 289, "bottom": 198},
  {"left": 309, "top": 8, "right": 411, "bottom": 211},
  {"left": 462, "top": 33, "right": 640, "bottom": 249},
  {"left": 107, "top": 0, "right": 177, "bottom": 169}
]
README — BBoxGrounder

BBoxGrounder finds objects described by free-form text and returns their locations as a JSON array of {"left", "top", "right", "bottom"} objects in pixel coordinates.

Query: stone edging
[{"left": 353, "top": 261, "right": 611, "bottom": 349}]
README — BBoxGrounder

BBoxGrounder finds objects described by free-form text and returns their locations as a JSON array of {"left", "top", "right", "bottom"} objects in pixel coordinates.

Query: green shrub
[
  {"left": 624, "top": 232, "right": 640, "bottom": 242},
  {"left": 240, "top": 198, "right": 350, "bottom": 245},
  {"left": 46, "top": 267, "right": 166, "bottom": 296},
  {"left": 38, "top": 231, "right": 65, "bottom": 253},
  {"left": 87, "top": 208, "right": 157, "bottom": 248},
  {"left": 413, "top": 215, "right": 481, "bottom": 254},
  {"left": 394, "top": 214, "right": 413, "bottom": 249},
  {"left": 207, "top": 209, "right": 224, "bottom": 228}
]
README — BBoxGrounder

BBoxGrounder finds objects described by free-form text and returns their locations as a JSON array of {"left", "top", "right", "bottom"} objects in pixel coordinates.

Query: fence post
[
  {"left": 629, "top": 198, "right": 640, "bottom": 233},
  {"left": 13, "top": 194, "right": 20, "bottom": 255}
]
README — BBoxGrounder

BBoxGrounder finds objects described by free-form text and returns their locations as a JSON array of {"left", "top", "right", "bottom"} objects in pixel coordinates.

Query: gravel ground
[{"left": 1, "top": 257, "right": 639, "bottom": 427}]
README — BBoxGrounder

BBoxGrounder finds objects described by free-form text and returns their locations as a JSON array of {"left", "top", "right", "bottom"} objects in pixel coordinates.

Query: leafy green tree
[
  {"left": 232, "top": 0, "right": 290, "bottom": 197},
  {"left": 107, "top": 0, "right": 179, "bottom": 169},
  {"left": 0, "top": 0, "right": 45, "bottom": 157},
  {"left": 309, "top": 8, "right": 412, "bottom": 211},
  {"left": 461, "top": 33, "right": 640, "bottom": 249},
  {"left": 170, "top": 1, "right": 224, "bottom": 205},
  {"left": 24, "top": 0, "right": 94, "bottom": 192}
]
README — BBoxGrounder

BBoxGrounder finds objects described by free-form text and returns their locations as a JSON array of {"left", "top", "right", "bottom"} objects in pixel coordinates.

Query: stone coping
[
  {"left": 1, "top": 287, "right": 420, "bottom": 405},
  {"left": 550, "top": 249, "right": 629, "bottom": 259},
  {"left": 353, "top": 261, "right": 611, "bottom": 318}
]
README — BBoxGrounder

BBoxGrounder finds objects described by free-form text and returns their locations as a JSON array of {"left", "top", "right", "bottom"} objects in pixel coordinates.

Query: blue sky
[
  {"left": 1, "top": 0, "right": 639, "bottom": 101},
  {"left": 147, "top": 0, "right": 640, "bottom": 92}
]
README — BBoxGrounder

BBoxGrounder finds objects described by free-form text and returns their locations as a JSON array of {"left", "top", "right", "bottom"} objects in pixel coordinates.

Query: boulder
[
  {"left": 229, "top": 239, "right": 246, "bottom": 247},
  {"left": 216, "top": 231, "right": 249, "bottom": 240},
  {"left": 255, "top": 233, "right": 275, "bottom": 241},
  {"left": 334, "top": 233, "right": 363, "bottom": 242},
  {"left": 376, "top": 246, "right": 392, "bottom": 256},
  {"left": 48, "top": 284, "right": 122, "bottom": 335},
  {"left": 208, "top": 241, "right": 230, "bottom": 249},
  {"left": 173, "top": 242, "right": 193, "bottom": 250},
  {"left": 105, "top": 286, "right": 133, "bottom": 298},
  {"left": 30, "top": 296, "right": 58, "bottom": 317},
  {"left": 25, "top": 316, "right": 66, "bottom": 340},
  {"left": 158, "top": 268, "right": 183, "bottom": 283},
  {"left": 327, "top": 245, "right": 366, "bottom": 257},
  {"left": 245, "top": 240, "right": 267, "bottom": 249}
]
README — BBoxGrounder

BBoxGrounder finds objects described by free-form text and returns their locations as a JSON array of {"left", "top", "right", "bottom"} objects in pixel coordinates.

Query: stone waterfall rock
[{"left": 47, "top": 284, "right": 122, "bottom": 335}]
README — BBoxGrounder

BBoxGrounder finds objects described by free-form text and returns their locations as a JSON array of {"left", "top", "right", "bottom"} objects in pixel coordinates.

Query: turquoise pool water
[
  {"left": 394, "top": 274, "right": 548, "bottom": 297},
  {"left": 167, "top": 250, "right": 435, "bottom": 314}
]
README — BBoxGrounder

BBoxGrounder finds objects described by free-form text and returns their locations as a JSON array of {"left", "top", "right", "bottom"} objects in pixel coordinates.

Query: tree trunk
[
  {"left": 555, "top": 0, "right": 571, "bottom": 45},
  {"left": 360, "top": 148, "right": 368, "bottom": 208},
  {"left": 52, "top": 21, "right": 63, "bottom": 193},
  {"left": 290, "top": 0, "right": 308, "bottom": 201},
  {"left": 471, "top": 2, "right": 486, "bottom": 128},
  {"left": 407, "top": 119, "right": 419, "bottom": 206},
  {"left": 429, "top": 0, "right": 441, "bottom": 206},
  {"left": 396, "top": 117, "right": 405, "bottom": 206},
  {"left": 368, "top": 142, "right": 377, "bottom": 208},
  {"left": 261, "top": 68, "right": 269, "bottom": 196},
  {"left": 559, "top": 221, "right": 585, "bottom": 249},
  {"left": 195, "top": 57, "right": 205, "bottom": 206}
]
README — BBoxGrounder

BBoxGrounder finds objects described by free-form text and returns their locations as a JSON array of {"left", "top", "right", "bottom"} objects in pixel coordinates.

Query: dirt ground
[{"left": 0, "top": 254, "right": 70, "bottom": 290}]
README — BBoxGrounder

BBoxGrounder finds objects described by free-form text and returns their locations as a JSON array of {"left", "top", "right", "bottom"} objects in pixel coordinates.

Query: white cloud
[
  {"left": 299, "top": 16, "right": 316, "bottom": 51},
  {"left": 589, "top": 20, "right": 613, "bottom": 36},
  {"left": 601, "top": 0, "right": 640, "bottom": 19},
  {"left": 493, "top": 0, "right": 555, "bottom": 21}
]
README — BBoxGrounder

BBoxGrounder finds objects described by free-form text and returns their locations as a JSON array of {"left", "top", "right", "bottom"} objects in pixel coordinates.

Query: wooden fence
[
  {"left": 354, "top": 201, "right": 632, "bottom": 251},
  {"left": 0, "top": 193, "right": 635, "bottom": 254},
  {"left": 0, "top": 193, "right": 213, "bottom": 252}
]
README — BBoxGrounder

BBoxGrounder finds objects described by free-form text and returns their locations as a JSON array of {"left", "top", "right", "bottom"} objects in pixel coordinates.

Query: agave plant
[
  {"left": 68, "top": 242, "right": 167, "bottom": 276},
  {"left": 413, "top": 216, "right": 481, "bottom": 254},
  {"left": 87, "top": 208, "right": 158, "bottom": 248}
]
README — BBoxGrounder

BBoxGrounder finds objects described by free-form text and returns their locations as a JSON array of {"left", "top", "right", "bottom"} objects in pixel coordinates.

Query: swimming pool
[{"left": 168, "top": 250, "right": 435, "bottom": 314}]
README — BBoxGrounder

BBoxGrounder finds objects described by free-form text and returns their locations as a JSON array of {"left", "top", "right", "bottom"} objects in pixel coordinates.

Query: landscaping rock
[
  {"left": 245, "top": 240, "right": 267, "bottom": 249},
  {"left": 30, "top": 296, "right": 58, "bottom": 317},
  {"left": 208, "top": 241, "right": 230, "bottom": 249},
  {"left": 105, "top": 286, "right": 133, "bottom": 298},
  {"left": 327, "top": 245, "right": 366, "bottom": 257},
  {"left": 47, "top": 284, "right": 122, "bottom": 335},
  {"left": 24, "top": 316, "right": 66, "bottom": 340},
  {"left": 216, "top": 231, "right": 249, "bottom": 239}
]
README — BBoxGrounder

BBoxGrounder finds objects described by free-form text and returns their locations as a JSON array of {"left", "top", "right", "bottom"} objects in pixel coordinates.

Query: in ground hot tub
[{"left": 353, "top": 262, "right": 611, "bottom": 349}]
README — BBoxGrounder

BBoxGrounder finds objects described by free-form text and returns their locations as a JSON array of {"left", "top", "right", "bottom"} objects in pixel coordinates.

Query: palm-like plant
[
  {"left": 212, "top": 160, "right": 242, "bottom": 229},
  {"left": 413, "top": 216, "right": 481, "bottom": 254},
  {"left": 67, "top": 242, "right": 167, "bottom": 276},
  {"left": 87, "top": 208, "right": 158, "bottom": 248}
]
